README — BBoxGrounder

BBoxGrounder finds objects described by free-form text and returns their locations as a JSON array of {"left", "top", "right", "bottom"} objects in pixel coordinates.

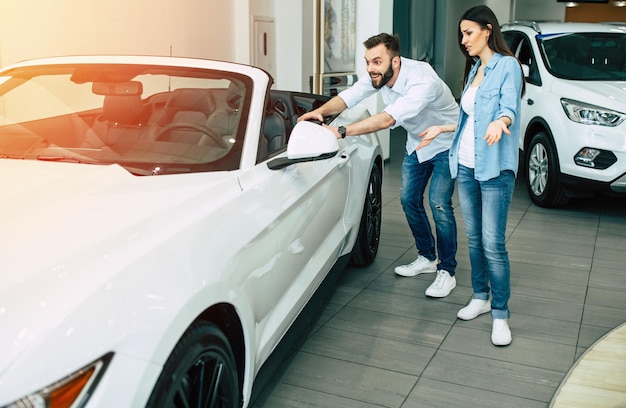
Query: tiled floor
[{"left": 253, "top": 131, "right": 626, "bottom": 408}]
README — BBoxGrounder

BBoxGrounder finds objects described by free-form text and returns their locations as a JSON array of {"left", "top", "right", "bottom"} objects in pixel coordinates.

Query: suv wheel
[{"left": 526, "top": 131, "right": 569, "bottom": 208}]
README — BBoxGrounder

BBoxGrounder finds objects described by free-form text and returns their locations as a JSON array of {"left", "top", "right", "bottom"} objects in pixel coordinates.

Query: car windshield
[
  {"left": 0, "top": 63, "right": 251, "bottom": 175},
  {"left": 539, "top": 32, "right": 626, "bottom": 80}
]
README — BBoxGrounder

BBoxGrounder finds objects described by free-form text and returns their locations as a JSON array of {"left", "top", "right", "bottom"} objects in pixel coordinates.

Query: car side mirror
[
  {"left": 267, "top": 121, "right": 339, "bottom": 170},
  {"left": 521, "top": 64, "right": 530, "bottom": 78}
]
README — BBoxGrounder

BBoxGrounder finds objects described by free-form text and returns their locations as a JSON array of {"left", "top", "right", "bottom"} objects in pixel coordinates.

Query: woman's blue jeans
[
  {"left": 457, "top": 165, "right": 515, "bottom": 319},
  {"left": 400, "top": 150, "right": 457, "bottom": 274}
]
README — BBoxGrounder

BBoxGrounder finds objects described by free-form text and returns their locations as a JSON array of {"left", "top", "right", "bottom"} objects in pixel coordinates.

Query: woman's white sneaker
[
  {"left": 491, "top": 319, "right": 512, "bottom": 346},
  {"left": 457, "top": 298, "right": 491, "bottom": 320}
]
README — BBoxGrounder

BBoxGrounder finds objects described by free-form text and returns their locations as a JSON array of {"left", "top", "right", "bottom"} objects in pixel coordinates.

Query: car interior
[{"left": 0, "top": 64, "right": 336, "bottom": 173}]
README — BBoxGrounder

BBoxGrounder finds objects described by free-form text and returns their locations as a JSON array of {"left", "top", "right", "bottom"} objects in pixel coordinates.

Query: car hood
[
  {"left": 0, "top": 160, "right": 240, "bottom": 383},
  {"left": 551, "top": 80, "right": 626, "bottom": 111}
]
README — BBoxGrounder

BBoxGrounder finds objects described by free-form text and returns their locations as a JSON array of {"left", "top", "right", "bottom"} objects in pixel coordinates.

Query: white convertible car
[{"left": 0, "top": 56, "right": 383, "bottom": 407}]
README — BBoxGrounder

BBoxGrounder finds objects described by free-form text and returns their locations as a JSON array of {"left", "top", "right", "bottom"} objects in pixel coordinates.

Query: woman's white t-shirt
[{"left": 458, "top": 85, "right": 478, "bottom": 168}]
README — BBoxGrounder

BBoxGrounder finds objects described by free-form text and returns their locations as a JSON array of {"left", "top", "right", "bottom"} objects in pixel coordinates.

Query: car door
[
  {"left": 505, "top": 31, "right": 545, "bottom": 150},
  {"left": 235, "top": 122, "right": 351, "bottom": 365}
]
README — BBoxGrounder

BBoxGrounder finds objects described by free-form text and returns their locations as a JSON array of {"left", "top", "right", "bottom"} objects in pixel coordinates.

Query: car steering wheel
[{"left": 156, "top": 122, "right": 229, "bottom": 148}]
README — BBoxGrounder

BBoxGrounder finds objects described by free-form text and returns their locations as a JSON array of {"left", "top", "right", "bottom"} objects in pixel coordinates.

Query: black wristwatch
[{"left": 338, "top": 126, "right": 347, "bottom": 139}]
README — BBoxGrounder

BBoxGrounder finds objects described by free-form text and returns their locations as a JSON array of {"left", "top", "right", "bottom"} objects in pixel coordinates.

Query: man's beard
[{"left": 372, "top": 64, "right": 394, "bottom": 89}]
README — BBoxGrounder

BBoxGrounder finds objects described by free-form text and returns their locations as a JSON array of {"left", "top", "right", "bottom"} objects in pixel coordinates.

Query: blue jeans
[
  {"left": 400, "top": 150, "right": 457, "bottom": 274},
  {"left": 457, "top": 165, "right": 515, "bottom": 319}
]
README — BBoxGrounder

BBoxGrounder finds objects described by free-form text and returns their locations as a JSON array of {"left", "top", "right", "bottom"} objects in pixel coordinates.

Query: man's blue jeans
[
  {"left": 400, "top": 150, "right": 457, "bottom": 274},
  {"left": 457, "top": 165, "right": 515, "bottom": 319}
]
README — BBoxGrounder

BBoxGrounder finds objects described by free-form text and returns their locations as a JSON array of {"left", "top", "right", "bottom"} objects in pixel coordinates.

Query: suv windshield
[
  {"left": 539, "top": 32, "right": 626, "bottom": 80},
  {"left": 0, "top": 63, "right": 251, "bottom": 175}
]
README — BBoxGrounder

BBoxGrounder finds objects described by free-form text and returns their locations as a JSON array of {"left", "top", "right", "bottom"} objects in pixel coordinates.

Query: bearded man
[{"left": 298, "top": 33, "right": 460, "bottom": 298}]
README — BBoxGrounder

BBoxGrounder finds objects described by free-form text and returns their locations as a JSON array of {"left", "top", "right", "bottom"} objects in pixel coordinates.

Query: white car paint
[{"left": 0, "top": 56, "right": 382, "bottom": 407}]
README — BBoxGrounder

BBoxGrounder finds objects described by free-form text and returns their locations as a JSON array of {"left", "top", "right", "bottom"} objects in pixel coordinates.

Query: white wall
[
  {"left": 234, "top": 0, "right": 252, "bottom": 64},
  {"left": 487, "top": 0, "right": 512, "bottom": 22},
  {"left": 356, "top": 0, "right": 392, "bottom": 160},
  {"left": 444, "top": 0, "right": 484, "bottom": 98},
  {"left": 274, "top": 0, "right": 305, "bottom": 91},
  {"left": 514, "top": 0, "right": 566, "bottom": 21},
  {"left": 0, "top": 0, "right": 237, "bottom": 65}
]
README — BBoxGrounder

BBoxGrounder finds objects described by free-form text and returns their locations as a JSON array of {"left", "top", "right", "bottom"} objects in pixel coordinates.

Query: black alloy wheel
[
  {"left": 146, "top": 322, "right": 240, "bottom": 408},
  {"left": 350, "top": 161, "right": 382, "bottom": 266}
]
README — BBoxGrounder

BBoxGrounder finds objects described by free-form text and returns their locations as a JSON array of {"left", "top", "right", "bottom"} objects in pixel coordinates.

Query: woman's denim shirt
[{"left": 449, "top": 53, "right": 523, "bottom": 181}]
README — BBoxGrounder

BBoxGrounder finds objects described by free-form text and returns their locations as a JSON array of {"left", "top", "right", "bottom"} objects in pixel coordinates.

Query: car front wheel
[
  {"left": 526, "top": 131, "right": 568, "bottom": 208},
  {"left": 146, "top": 322, "right": 240, "bottom": 408},
  {"left": 350, "top": 161, "right": 382, "bottom": 266}
]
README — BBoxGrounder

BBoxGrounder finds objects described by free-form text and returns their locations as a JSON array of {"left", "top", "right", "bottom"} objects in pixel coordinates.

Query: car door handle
[
  {"left": 338, "top": 151, "right": 350, "bottom": 167},
  {"left": 527, "top": 98, "right": 534, "bottom": 105}
]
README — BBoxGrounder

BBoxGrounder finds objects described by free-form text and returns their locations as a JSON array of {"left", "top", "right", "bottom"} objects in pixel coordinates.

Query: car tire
[
  {"left": 526, "top": 131, "right": 569, "bottom": 208},
  {"left": 350, "top": 161, "right": 382, "bottom": 266},
  {"left": 146, "top": 322, "right": 240, "bottom": 408}
]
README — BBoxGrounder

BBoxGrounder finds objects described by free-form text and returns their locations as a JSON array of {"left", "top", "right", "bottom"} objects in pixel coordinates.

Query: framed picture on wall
[{"left": 322, "top": 0, "right": 356, "bottom": 73}]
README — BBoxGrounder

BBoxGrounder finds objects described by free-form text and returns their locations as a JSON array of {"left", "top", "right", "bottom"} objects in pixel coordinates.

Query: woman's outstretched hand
[
  {"left": 484, "top": 118, "right": 510, "bottom": 146},
  {"left": 417, "top": 125, "right": 445, "bottom": 151}
]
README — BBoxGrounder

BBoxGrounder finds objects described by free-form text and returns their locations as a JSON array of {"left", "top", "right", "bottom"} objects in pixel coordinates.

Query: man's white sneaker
[
  {"left": 457, "top": 298, "right": 491, "bottom": 320},
  {"left": 425, "top": 269, "right": 456, "bottom": 297},
  {"left": 491, "top": 319, "right": 512, "bottom": 346},
  {"left": 394, "top": 255, "right": 437, "bottom": 277}
]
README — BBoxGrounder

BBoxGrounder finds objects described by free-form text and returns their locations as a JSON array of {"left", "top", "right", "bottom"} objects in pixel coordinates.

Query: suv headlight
[
  {"left": 561, "top": 98, "right": 626, "bottom": 127},
  {"left": 2, "top": 353, "right": 112, "bottom": 408}
]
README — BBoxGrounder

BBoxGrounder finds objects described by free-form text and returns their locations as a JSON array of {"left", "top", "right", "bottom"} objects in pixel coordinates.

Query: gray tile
[
  {"left": 511, "top": 215, "right": 598, "bottom": 237},
  {"left": 402, "top": 378, "right": 548, "bottom": 408},
  {"left": 440, "top": 326, "right": 576, "bottom": 372},
  {"left": 508, "top": 247, "right": 591, "bottom": 270},
  {"left": 422, "top": 350, "right": 565, "bottom": 403},
  {"left": 327, "top": 285, "right": 363, "bottom": 307},
  {"left": 337, "top": 265, "right": 383, "bottom": 289},
  {"left": 594, "top": 245, "right": 626, "bottom": 262},
  {"left": 367, "top": 269, "right": 472, "bottom": 307},
  {"left": 590, "top": 258, "right": 626, "bottom": 285},
  {"left": 379, "top": 232, "right": 414, "bottom": 248},
  {"left": 507, "top": 232, "right": 594, "bottom": 258},
  {"left": 456, "top": 312, "right": 581, "bottom": 346},
  {"left": 376, "top": 243, "right": 412, "bottom": 261},
  {"left": 595, "top": 233, "right": 626, "bottom": 251},
  {"left": 252, "top": 382, "right": 383, "bottom": 408},
  {"left": 582, "top": 304, "right": 626, "bottom": 328},
  {"left": 275, "top": 352, "right": 417, "bottom": 408},
  {"left": 577, "top": 323, "right": 613, "bottom": 349},
  {"left": 346, "top": 288, "right": 460, "bottom": 325},
  {"left": 510, "top": 261, "right": 591, "bottom": 286},
  {"left": 509, "top": 293, "right": 584, "bottom": 323},
  {"left": 511, "top": 275, "right": 588, "bottom": 303},
  {"left": 585, "top": 286, "right": 626, "bottom": 310},
  {"left": 324, "top": 306, "right": 451, "bottom": 349},
  {"left": 299, "top": 325, "right": 437, "bottom": 376},
  {"left": 598, "top": 223, "right": 626, "bottom": 236}
]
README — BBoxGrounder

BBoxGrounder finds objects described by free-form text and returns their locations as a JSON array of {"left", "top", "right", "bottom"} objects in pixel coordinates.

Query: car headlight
[
  {"left": 2, "top": 353, "right": 112, "bottom": 408},
  {"left": 561, "top": 98, "right": 626, "bottom": 127}
]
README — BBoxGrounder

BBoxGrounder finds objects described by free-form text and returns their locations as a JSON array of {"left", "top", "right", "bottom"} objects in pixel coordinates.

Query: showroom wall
[{"left": 0, "top": 0, "right": 246, "bottom": 66}]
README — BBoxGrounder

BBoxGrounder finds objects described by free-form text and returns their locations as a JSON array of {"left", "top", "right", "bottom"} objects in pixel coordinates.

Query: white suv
[{"left": 502, "top": 21, "right": 626, "bottom": 207}]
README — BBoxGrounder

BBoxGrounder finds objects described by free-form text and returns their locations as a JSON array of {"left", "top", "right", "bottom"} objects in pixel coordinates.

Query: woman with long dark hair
[{"left": 417, "top": 5, "right": 524, "bottom": 346}]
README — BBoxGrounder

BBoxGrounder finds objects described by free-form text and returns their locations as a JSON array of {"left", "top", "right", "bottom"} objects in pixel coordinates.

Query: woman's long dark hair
[{"left": 457, "top": 5, "right": 525, "bottom": 96}]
